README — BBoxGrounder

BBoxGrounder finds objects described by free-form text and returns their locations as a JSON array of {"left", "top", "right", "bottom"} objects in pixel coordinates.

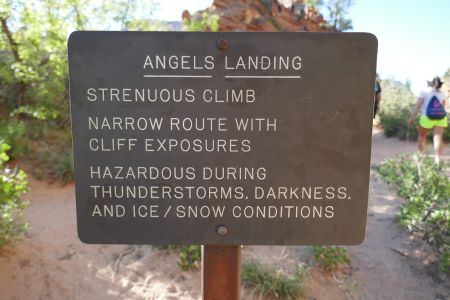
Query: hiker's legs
[
  {"left": 432, "top": 126, "right": 445, "bottom": 163},
  {"left": 418, "top": 126, "right": 429, "bottom": 153}
]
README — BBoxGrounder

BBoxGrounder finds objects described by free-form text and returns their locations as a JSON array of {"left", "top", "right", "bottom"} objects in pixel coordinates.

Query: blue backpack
[{"left": 426, "top": 96, "right": 447, "bottom": 120}]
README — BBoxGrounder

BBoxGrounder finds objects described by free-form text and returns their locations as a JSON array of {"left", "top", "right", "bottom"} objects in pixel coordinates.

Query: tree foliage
[
  {"left": 443, "top": 67, "right": 450, "bottom": 98},
  {"left": 378, "top": 79, "right": 418, "bottom": 140},
  {"left": 0, "top": 0, "right": 165, "bottom": 181},
  {"left": 302, "top": 0, "right": 353, "bottom": 31},
  {"left": 1, "top": 1, "right": 68, "bottom": 120},
  {"left": 0, "top": 0, "right": 161, "bottom": 123},
  {"left": 322, "top": 0, "right": 354, "bottom": 32}
]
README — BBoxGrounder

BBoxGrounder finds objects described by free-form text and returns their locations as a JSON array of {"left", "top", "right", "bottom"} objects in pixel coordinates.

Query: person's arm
[
  {"left": 408, "top": 97, "right": 424, "bottom": 127},
  {"left": 375, "top": 92, "right": 381, "bottom": 104}
]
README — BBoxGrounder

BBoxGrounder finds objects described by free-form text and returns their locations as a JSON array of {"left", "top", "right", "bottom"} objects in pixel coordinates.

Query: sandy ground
[
  {"left": 0, "top": 128, "right": 449, "bottom": 300},
  {"left": 350, "top": 129, "right": 449, "bottom": 300}
]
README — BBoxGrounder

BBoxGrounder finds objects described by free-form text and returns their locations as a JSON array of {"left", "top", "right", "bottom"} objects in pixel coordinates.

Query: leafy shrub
[
  {"left": 24, "top": 127, "right": 74, "bottom": 183},
  {"left": 378, "top": 79, "right": 418, "bottom": 140},
  {"left": 11, "top": 105, "right": 59, "bottom": 121},
  {"left": 0, "top": 120, "right": 28, "bottom": 159},
  {"left": 242, "top": 260, "right": 308, "bottom": 300},
  {"left": 156, "top": 244, "right": 201, "bottom": 270},
  {"left": 376, "top": 155, "right": 449, "bottom": 273},
  {"left": 29, "top": 148, "right": 74, "bottom": 184},
  {"left": 178, "top": 245, "right": 201, "bottom": 270},
  {"left": 313, "top": 246, "right": 350, "bottom": 271},
  {"left": 51, "top": 149, "right": 74, "bottom": 184},
  {"left": 0, "top": 142, "right": 29, "bottom": 246},
  {"left": 440, "top": 249, "right": 450, "bottom": 273}
]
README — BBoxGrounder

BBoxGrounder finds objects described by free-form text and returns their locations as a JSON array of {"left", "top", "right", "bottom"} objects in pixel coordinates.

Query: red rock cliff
[{"left": 183, "top": 0, "right": 330, "bottom": 32}]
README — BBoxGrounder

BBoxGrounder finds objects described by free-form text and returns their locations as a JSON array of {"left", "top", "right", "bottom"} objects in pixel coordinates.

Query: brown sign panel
[{"left": 68, "top": 31, "right": 377, "bottom": 245}]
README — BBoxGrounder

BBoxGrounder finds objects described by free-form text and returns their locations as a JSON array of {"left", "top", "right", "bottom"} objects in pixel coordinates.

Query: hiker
[
  {"left": 374, "top": 75, "right": 382, "bottom": 118},
  {"left": 408, "top": 76, "right": 448, "bottom": 163}
]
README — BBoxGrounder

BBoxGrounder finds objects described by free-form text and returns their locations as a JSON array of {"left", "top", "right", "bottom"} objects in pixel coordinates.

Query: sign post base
[{"left": 202, "top": 245, "right": 241, "bottom": 300}]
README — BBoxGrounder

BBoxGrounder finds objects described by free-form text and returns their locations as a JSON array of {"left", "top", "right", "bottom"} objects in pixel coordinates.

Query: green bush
[
  {"left": 378, "top": 79, "right": 418, "bottom": 140},
  {"left": 313, "top": 246, "right": 350, "bottom": 271},
  {"left": 242, "top": 260, "right": 308, "bottom": 300},
  {"left": 0, "top": 142, "right": 29, "bottom": 246},
  {"left": 440, "top": 249, "right": 450, "bottom": 273},
  {"left": 376, "top": 155, "right": 449, "bottom": 273},
  {"left": 156, "top": 244, "right": 201, "bottom": 270},
  {"left": 178, "top": 245, "right": 201, "bottom": 270},
  {"left": 48, "top": 149, "right": 74, "bottom": 184},
  {"left": 23, "top": 127, "right": 74, "bottom": 183},
  {"left": 11, "top": 105, "right": 59, "bottom": 121},
  {"left": 0, "top": 120, "right": 28, "bottom": 159},
  {"left": 30, "top": 148, "right": 74, "bottom": 184}
]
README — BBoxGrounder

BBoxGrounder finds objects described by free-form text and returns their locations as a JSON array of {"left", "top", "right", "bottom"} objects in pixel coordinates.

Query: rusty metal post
[{"left": 202, "top": 245, "right": 241, "bottom": 300}]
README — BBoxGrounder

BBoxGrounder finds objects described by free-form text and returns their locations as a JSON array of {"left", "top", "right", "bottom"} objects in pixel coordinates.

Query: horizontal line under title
[{"left": 142, "top": 75, "right": 301, "bottom": 79}]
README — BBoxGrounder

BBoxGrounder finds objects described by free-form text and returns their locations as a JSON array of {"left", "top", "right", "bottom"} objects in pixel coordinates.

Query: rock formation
[{"left": 183, "top": 0, "right": 330, "bottom": 32}]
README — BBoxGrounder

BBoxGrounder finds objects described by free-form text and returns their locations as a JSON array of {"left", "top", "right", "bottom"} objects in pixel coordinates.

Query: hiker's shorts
[{"left": 419, "top": 115, "right": 448, "bottom": 129}]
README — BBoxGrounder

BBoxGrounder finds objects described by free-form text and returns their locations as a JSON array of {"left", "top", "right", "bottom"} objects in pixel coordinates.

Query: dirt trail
[
  {"left": 349, "top": 128, "right": 449, "bottom": 300},
  {"left": 0, "top": 128, "right": 448, "bottom": 300}
]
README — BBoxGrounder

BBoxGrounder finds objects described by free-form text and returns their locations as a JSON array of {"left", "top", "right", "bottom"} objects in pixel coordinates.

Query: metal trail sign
[{"left": 68, "top": 32, "right": 377, "bottom": 245}]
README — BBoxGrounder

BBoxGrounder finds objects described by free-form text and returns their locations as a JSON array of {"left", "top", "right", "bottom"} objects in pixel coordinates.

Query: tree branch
[
  {"left": 121, "top": 0, "right": 132, "bottom": 30},
  {"left": 73, "top": 4, "right": 85, "bottom": 30},
  {"left": 0, "top": 16, "right": 27, "bottom": 107},
  {"left": 0, "top": 16, "right": 21, "bottom": 62}
]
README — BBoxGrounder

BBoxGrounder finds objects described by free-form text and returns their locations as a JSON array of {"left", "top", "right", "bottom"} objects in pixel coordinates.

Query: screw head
[
  {"left": 217, "top": 225, "right": 228, "bottom": 236},
  {"left": 217, "top": 39, "right": 229, "bottom": 51}
]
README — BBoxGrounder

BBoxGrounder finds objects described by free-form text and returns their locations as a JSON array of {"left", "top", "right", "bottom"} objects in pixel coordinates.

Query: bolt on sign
[{"left": 68, "top": 32, "right": 377, "bottom": 245}]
